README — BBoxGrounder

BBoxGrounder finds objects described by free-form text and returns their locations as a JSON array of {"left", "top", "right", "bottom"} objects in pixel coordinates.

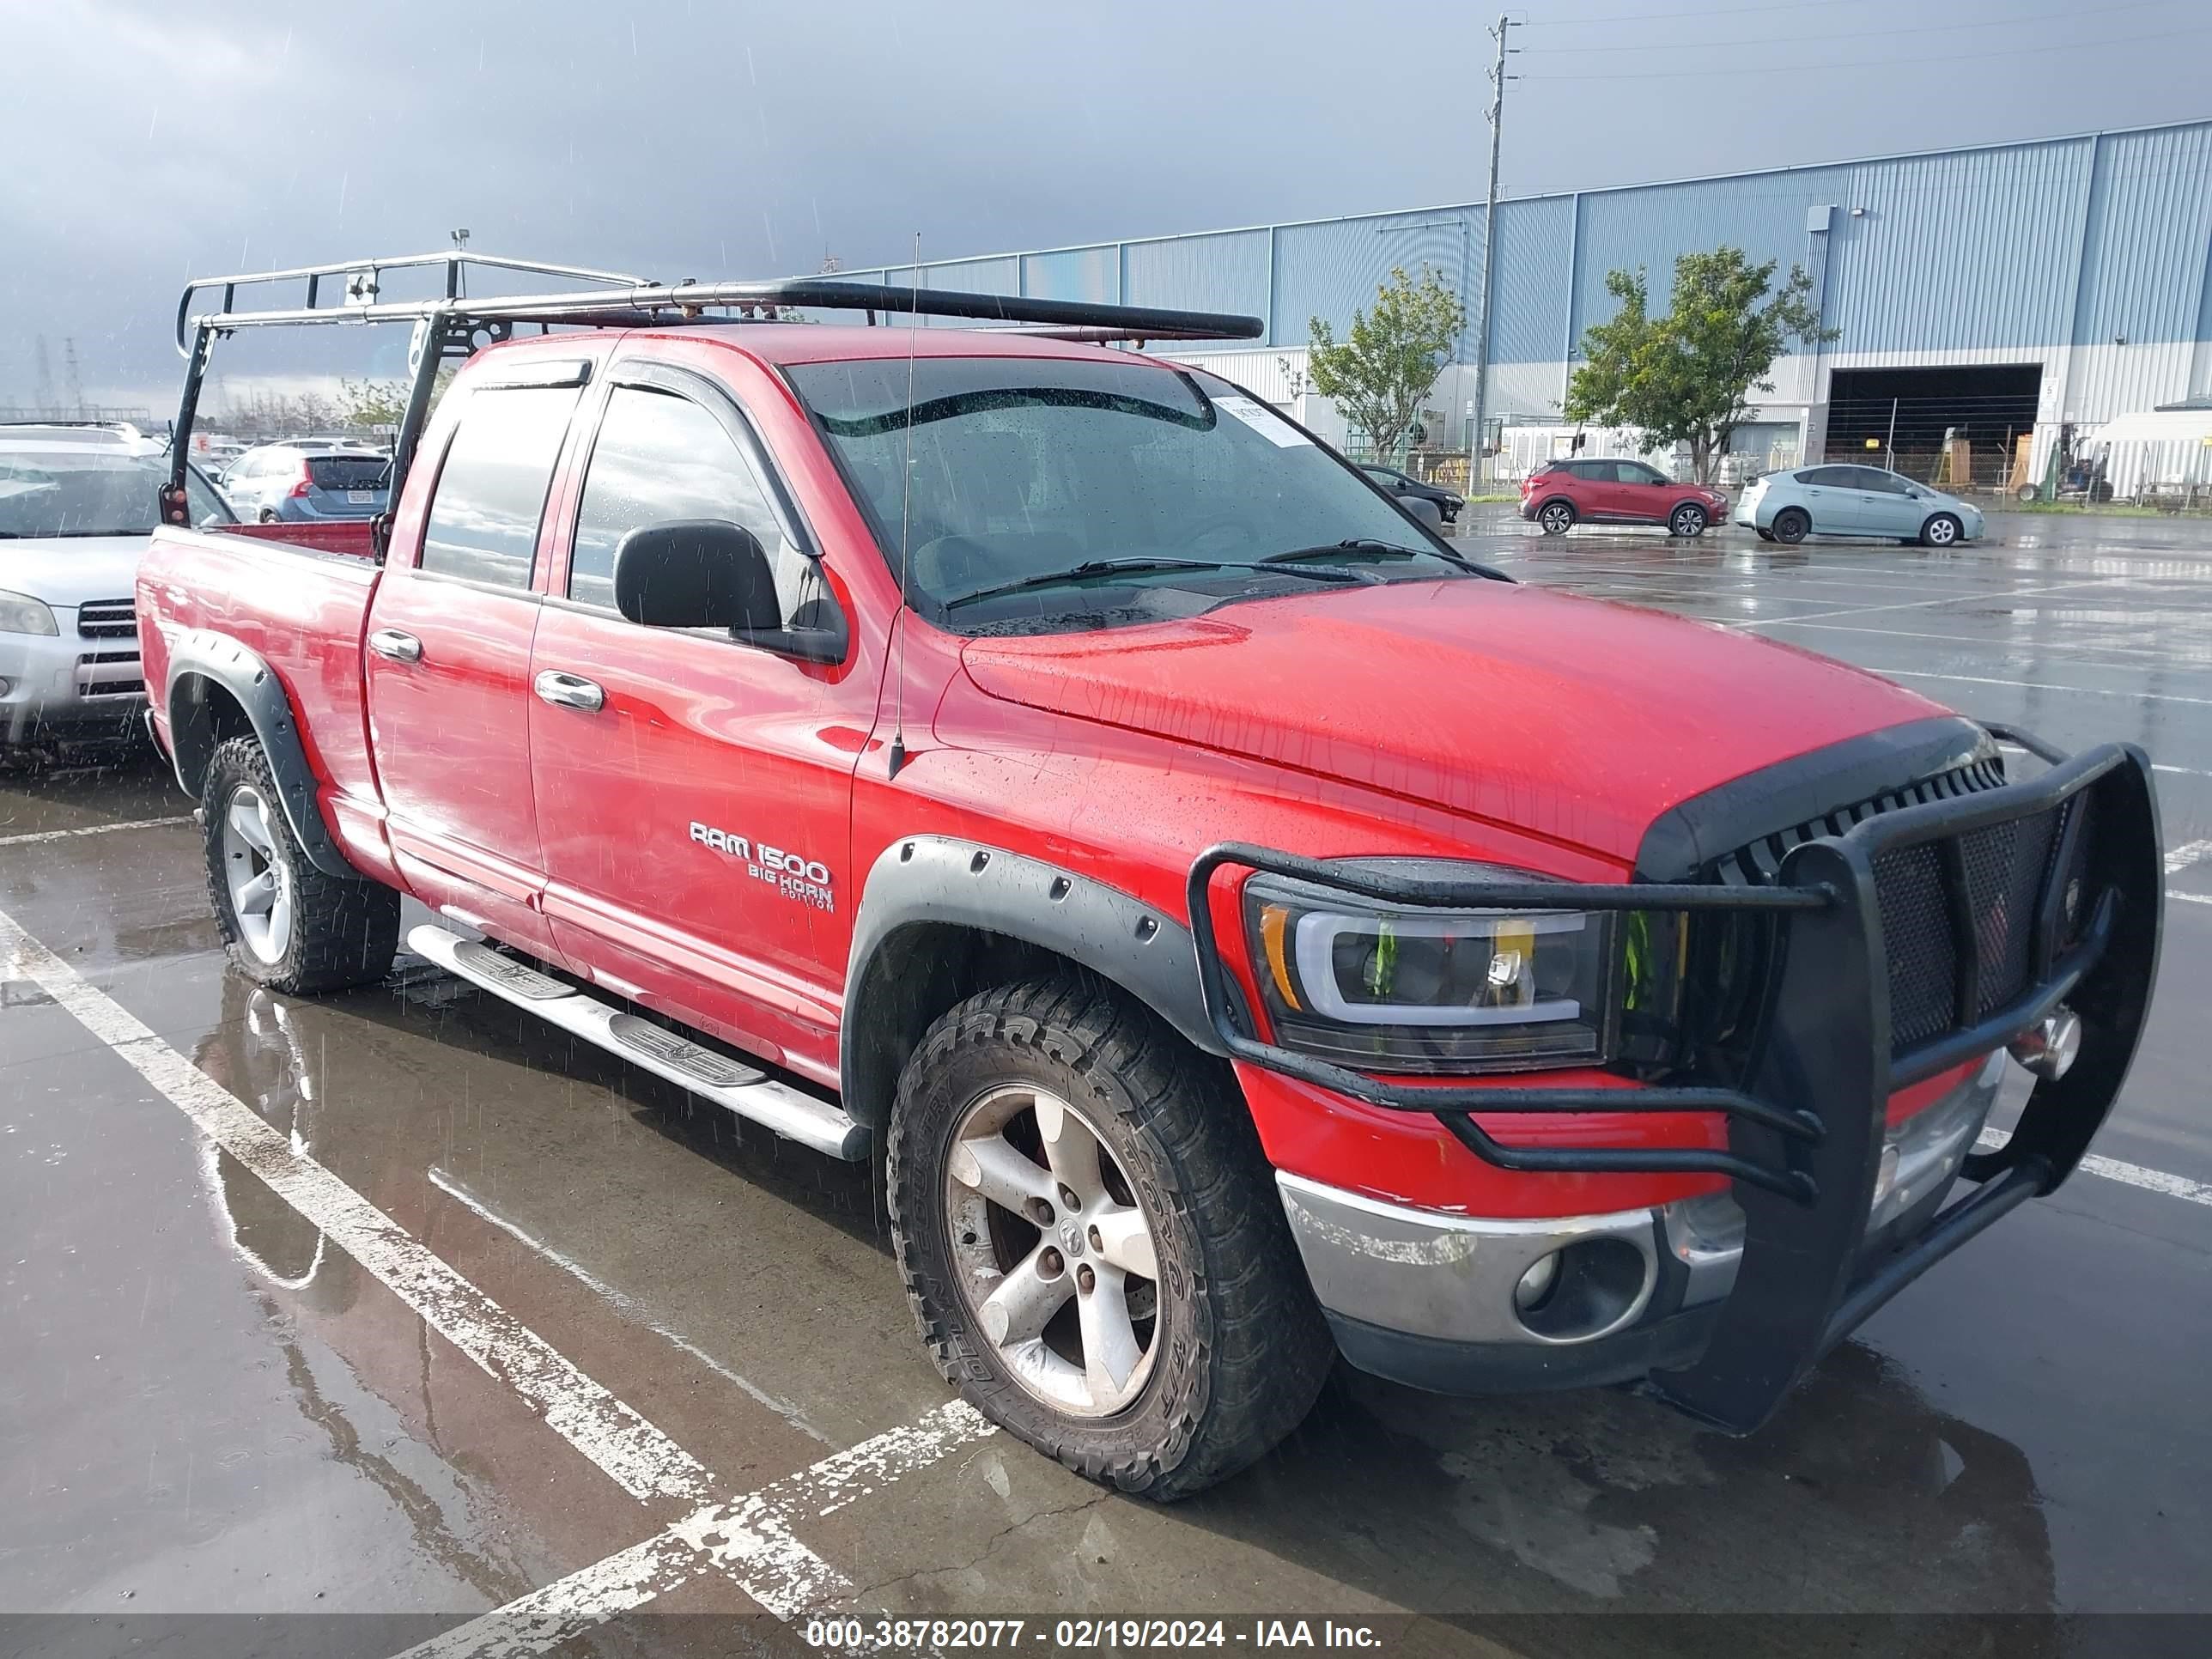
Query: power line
[
  {"left": 1520, "top": 0, "right": 1907, "bottom": 27},
  {"left": 1522, "top": 0, "right": 2183, "bottom": 52},
  {"left": 1520, "top": 20, "right": 2210, "bottom": 79}
]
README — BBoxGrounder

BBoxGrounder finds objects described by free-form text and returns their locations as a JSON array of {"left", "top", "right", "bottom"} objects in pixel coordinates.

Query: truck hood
[
  {"left": 0, "top": 535, "right": 151, "bottom": 610},
  {"left": 957, "top": 578, "right": 1951, "bottom": 864}
]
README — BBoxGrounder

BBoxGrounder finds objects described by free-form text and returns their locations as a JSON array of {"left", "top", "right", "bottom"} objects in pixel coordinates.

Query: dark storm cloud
[{"left": 3, "top": 0, "right": 2201, "bottom": 404}]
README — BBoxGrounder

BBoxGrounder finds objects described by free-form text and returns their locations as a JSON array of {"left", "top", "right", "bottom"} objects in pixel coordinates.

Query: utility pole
[{"left": 1468, "top": 14, "right": 1511, "bottom": 489}]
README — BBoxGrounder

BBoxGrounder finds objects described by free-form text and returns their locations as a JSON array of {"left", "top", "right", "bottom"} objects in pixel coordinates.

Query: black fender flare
[
  {"left": 839, "top": 836, "right": 1227, "bottom": 1130},
  {"left": 163, "top": 629, "right": 357, "bottom": 879}
]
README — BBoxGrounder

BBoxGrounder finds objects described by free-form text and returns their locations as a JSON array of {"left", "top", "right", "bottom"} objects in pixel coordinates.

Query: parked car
[
  {"left": 1519, "top": 457, "right": 1729, "bottom": 537},
  {"left": 0, "top": 422, "right": 232, "bottom": 744},
  {"left": 143, "top": 258, "right": 2160, "bottom": 1502},
  {"left": 221, "top": 442, "right": 391, "bottom": 522},
  {"left": 1358, "top": 464, "right": 1462, "bottom": 526},
  {"left": 1736, "top": 465, "right": 1985, "bottom": 547}
]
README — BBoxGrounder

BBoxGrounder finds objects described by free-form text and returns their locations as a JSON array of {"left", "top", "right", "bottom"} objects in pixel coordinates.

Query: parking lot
[{"left": 5, "top": 507, "right": 2210, "bottom": 1657}]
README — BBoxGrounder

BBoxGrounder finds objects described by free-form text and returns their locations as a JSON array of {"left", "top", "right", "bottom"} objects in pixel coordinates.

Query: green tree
[
  {"left": 1565, "top": 246, "right": 1835, "bottom": 483},
  {"left": 337, "top": 369, "right": 456, "bottom": 432},
  {"left": 1304, "top": 265, "right": 1467, "bottom": 463}
]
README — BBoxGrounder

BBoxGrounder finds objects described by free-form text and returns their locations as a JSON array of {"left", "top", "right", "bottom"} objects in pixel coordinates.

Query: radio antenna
[{"left": 887, "top": 231, "right": 921, "bottom": 781}]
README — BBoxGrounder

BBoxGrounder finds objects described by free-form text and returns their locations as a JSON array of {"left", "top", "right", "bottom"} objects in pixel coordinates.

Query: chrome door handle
[
  {"left": 533, "top": 670, "right": 605, "bottom": 712},
  {"left": 368, "top": 629, "right": 422, "bottom": 663}
]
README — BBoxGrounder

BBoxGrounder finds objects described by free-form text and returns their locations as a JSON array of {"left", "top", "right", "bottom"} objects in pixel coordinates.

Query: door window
[
  {"left": 418, "top": 386, "right": 581, "bottom": 588},
  {"left": 1614, "top": 460, "right": 1669, "bottom": 485},
  {"left": 568, "top": 385, "right": 810, "bottom": 619},
  {"left": 1852, "top": 468, "right": 1913, "bottom": 495}
]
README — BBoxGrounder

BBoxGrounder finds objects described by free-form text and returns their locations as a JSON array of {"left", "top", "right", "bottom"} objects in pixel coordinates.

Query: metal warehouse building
[{"left": 834, "top": 119, "right": 2212, "bottom": 489}]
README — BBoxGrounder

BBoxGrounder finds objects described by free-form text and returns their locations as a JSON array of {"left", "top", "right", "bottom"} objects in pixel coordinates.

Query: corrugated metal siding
[
  {"left": 1123, "top": 230, "right": 1270, "bottom": 321},
  {"left": 925, "top": 256, "right": 1020, "bottom": 295},
  {"left": 1139, "top": 348, "right": 1297, "bottom": 403},
  {"left": 1826, "top": 139, "right": 2093, "bottom": 353},
  {"left": 1021, "top": 246, "right": 1118, "bottom": 304},
  {"left": 1570, "top": 167, "right": 1850, "bottom": 353},
  {"left": 1489, "top": 195, "right": 1574, "bottom": 368},
  {"left": 1272, "top": 209, "right": 1474, "bottom": 351},
  {"left": 2074, "top": 125, "right": 2212, "bottom": 349}
]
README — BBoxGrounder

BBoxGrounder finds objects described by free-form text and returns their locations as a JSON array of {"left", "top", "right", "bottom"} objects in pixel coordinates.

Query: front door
[
  {"left": 1847, "top": 465, "right": 1923, "bottom": 537},
  {"left": 364, "top": 375, "right": 586, "bottom": 953},
  {"left": 527, "top": 357, "right": 867, "bottom": 1086}
]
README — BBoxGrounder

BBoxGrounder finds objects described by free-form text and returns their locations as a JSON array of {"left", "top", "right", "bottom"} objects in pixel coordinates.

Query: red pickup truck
[{"left": 142, "top": 255, "right": 2161, "bottom": 1499}]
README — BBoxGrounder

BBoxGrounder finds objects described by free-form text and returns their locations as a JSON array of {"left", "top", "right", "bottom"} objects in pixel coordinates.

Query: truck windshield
[
  {"left": 0, "top": 447, "right": 233, "bottom": 538},
  {"left": 786, "top": 355, "right": 1462, "bottom": 627}
]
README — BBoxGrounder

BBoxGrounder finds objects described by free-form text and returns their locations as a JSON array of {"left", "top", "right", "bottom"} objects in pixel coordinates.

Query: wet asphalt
[{"left": 3, "top": 507, "right": 2209, "bottom": 1656}]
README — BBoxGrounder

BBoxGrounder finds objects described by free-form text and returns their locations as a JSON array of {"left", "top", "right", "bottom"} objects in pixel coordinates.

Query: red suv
[{"left": 1522, "top": 457, "right": 1729, "bottom": 538}]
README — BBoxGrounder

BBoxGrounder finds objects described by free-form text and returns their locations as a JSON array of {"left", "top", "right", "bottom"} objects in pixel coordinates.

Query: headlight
[
  {"left": 0, "top": 590, "right": 59, "bottom": 636},
  {"left": 1243, "top": 866, "right": 1621, "bottom": 1074}
]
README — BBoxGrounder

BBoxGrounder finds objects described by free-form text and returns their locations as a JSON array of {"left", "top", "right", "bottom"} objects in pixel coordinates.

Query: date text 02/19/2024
[{"left": 801, "top": 1619, "right": 1384, "bottom": 1650}]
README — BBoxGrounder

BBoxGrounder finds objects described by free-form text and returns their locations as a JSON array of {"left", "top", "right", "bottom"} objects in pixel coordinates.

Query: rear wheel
[
  {"left": 1771, "top": 507, "right": 1810, "bottom": 545},
  {"left": 202, "top": 736, "right": 399, "bottom": 995},
  {"left": 1755, "top": 527, "right": 1776, "bottom": 543},
  {"left": 257, "top": 507, "right": 277, "bottom": 524},
  {"left": 1921, "top": 513, "right": 1963, "bottom": 548},
  {"left": 888, "top": 977, "right": 1332, "bottom": 1500},
  {"left": 1537, "top": 500, "right": 1577, "bottom": 536},
  {"left": 1667, "top": 502, "right": 1709, "bottom": 538},
  {"left": 2016, "top": 483, "right": 2040, "bottom": 503}
]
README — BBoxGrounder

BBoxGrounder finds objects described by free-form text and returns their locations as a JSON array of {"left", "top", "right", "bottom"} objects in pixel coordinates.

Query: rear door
[
  {"left": 364, "top": 364, "right": 591, "bottom": 954},
  {"left": 526, "top": 350, "right": 868, "bottom": 1085},
  {"left": 1796, "top": 465, "right": 1856, "bottom": 532}
]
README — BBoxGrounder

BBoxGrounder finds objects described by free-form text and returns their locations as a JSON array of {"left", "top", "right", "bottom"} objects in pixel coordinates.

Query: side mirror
[{"left": 614, "top": 519, "right": 781, "bottom": 631}]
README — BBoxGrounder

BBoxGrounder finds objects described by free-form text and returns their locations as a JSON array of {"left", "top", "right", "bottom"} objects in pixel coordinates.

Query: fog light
[
  {"left": 2008, "top": 1006, "right": 2081, "bottom": 1080},
  {"left": 0, "top": 677, "right": 13, "bottom": 697},
  {"left": 1514, "top": 1250, "right": 1560, "bottom": 1311}
]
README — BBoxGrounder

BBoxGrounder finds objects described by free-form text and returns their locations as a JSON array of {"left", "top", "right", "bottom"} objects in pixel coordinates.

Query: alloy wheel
[
  {"left": 945, "top": 1083, "right": 1160, "bottom": 1417},
  {"left": 222, "top": 785, "right": 293, "bottom": 965}
]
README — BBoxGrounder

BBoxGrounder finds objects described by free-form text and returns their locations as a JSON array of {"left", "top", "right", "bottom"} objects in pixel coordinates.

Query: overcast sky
[{"left": 4, "top": 0, "right": 2207, "bottom": 408}]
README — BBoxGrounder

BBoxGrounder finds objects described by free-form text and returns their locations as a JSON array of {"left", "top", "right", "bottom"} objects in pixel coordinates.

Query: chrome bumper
[{"left": 1279, "top": 1051, "right": 2005, "bottom": 1370}]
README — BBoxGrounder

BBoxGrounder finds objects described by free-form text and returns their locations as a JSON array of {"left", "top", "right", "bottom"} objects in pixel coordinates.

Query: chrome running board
[{"left": 406, "top": 924, "right": 866, "bottom": 1160}]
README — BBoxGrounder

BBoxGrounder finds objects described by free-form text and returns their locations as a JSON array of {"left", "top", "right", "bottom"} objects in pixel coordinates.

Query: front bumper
[
  {"left": 1278, "top": 1052, "right": 2003, "bottom": 1392},
  {"left": 0, "top": 619, "right": 146, "bottom": 744},
  {"left": 1190, "top": 727, "right": 2161, "bottom": 1431}
]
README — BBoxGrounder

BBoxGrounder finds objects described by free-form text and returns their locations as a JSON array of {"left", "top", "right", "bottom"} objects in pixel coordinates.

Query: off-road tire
[
  {"left": 1771, "top": 507, "right": 1811, "bottom": 544},
  {"left": 202, "top": 735, "right": 399, "bottom": 994},
  {"left": 887, "top": 976, "right": 1333, "bottom": 1501}
]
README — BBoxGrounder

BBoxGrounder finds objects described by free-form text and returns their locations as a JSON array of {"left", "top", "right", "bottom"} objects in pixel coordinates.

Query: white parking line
[
  {"left": 1976, "top": 1127, "right": 2212, "bottom": 1208},
  {"left": 1857, "top": 666, "right": 2212, "bottom": 708},
  {"left": 393, "top": 1402, "right": 996, "bottom": 1658},
  {"left": 0, "top": 813, "right": 191, "bottom": 849},
  {"left": 0, "top": 899, "right": 1000, "bottom": 1654},
  {"left": 2165, "top": 840, "right": 2212, "bottom": 875},
  {"left": 0, "top": 902, "right": 714, "bottom": 1506},
  {"left": 428, "top": 1164, "right": 831, "bottom": 1445},
  {"left": 2175, "top": 891, "right": 2212, "bottom": 907}
]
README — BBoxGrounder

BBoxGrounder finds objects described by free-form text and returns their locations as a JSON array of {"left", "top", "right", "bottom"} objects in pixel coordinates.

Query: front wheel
[
  {"left": 1537, "top": 500, "right": 1577, "bottom": 536},
  {"left": 1668, "top": 502, "right": 1709, "bottom": 538},
  {"left": 1755, "top": 527, "right": 1776, "bottom": 543},
  {"left": 1771, "top": 507, "right": 1810, "bottom": 545},
  {"left": 1922, "top": 513, "right": 1963, "bottom": 548},
  {"left": 203, "top": 735, "right": 400, "bottom": 994},
  {"left": 888, "top": 978, "right": 1332, "bottom": 1500}
]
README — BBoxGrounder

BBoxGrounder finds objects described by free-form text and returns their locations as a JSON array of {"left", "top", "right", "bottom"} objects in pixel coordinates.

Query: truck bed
[{"left": 137, "top": 521, "right": 389, "bottom": 875}]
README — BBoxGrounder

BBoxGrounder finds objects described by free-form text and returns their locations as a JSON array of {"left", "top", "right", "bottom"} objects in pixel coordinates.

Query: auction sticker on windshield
[{"left": 1214, "top": 393, "right": 1310, "bottom": 447}]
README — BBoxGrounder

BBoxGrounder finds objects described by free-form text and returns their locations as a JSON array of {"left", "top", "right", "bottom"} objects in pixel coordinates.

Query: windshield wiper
[
  {"left": 943, "top": 556, "right": 1360, "bottom": 611},
  {"left": 1264, "top": 537, "right": 1468, "bottom": 567}
]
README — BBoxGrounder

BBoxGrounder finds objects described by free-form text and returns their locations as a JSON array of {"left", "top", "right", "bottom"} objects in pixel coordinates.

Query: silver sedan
[{"left": 1735, "top": 464, "right": 1985, "bottom": 547}]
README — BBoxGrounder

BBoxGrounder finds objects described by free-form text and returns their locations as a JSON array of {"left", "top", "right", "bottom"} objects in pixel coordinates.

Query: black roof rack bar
[
  {"left": 173, "top": 252, "right": 647, "bottom": 354},
  {"left": 180, "top": 270, "right": 1267, "bottom": 349}
]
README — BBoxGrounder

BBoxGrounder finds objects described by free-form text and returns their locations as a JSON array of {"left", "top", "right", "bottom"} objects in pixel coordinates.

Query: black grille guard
[{"left": 1184, "top": 728, "right": 2163, "bottom": 1433}]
